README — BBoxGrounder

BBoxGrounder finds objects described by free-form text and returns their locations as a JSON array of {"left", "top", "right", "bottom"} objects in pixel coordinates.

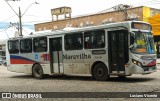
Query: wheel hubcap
[
  {"left": 35, "top": 67, "right": 41, "bottom": 75},
  {"left": 97, "top": 68, "right": 104, "bottom": 77}
]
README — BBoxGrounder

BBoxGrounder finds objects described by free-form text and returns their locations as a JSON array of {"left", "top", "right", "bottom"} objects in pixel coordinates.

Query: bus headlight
[{"left": 132, "top": 59, "right": 142, "bottom": 67}]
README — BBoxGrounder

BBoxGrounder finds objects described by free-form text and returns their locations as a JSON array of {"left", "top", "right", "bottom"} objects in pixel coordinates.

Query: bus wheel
[
  {"left": 93, "top": 63, "right": 109, "bottom": 81},
  {"left": 32, "top": 64, "right": 44, "bottom": 79}
]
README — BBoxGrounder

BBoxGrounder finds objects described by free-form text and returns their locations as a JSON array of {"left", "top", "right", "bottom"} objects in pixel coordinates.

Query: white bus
[{"left": 6, "top": 21, "right": 157, "bottom": 81}]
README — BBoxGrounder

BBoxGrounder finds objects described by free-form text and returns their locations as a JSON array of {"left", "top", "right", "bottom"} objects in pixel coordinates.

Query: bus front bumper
[{"left": 130, "top": 64, "right": 157, "bottom": 74}]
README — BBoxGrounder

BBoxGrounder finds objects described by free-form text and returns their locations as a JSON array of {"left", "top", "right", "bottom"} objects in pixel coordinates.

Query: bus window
[
  {"left": 51, "top": 38, "right": 62, "bottom": 51},
  {"left": 65, "top": 33, "right": 83, "bottom": 50},
  {"left": 8, "top": 40, "right": 19, "bottom": 54},
  {"left": 20, "top": 39, "right": 32, "bottom": 53},
  {"left": 33, "top": 37, "right": 47, "bottom": 52},
  {"left": 84, "top": 30, "right": 105, "bottom": 49}
]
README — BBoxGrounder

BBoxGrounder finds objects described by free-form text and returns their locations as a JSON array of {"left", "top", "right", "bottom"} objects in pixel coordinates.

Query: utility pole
[
  {"left": 5, "top": 0, "right": 39, "bottom": 36},
  {"left": 18, "top": 7, "right": 22, "bottom": 36}
]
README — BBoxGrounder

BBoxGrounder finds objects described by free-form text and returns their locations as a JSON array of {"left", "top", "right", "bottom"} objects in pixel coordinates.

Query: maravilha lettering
[{"left": 63, "top": 53, "right": 91, "bottom": 60}]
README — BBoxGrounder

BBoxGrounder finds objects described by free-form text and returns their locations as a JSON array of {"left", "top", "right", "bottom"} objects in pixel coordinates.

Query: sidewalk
[{"left": 157, "top": 59, "right": 160, "bottom": 70}]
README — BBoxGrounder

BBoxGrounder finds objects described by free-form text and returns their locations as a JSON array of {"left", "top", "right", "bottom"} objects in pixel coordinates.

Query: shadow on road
[
  {"left": 107, "top": 76, "right": 156, "bottom": 83},
  {"left": 9, "top": 75, "right": 33, "bottom": 79},
  {"left": 9, "top": 74, "right": 156, "bottom": 83}
]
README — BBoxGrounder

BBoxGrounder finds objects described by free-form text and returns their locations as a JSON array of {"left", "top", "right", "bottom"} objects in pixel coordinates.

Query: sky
[{"left": 0, "top": 0, "right": 160, "bottom": 40}]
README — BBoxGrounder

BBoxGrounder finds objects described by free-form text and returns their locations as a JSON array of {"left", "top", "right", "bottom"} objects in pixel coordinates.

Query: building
[
  {"left": 148, "top": 14, "right": 160, "bottom": 58},
  {"left": 34, "top": 5, "right": 160, "bottom": 35}
]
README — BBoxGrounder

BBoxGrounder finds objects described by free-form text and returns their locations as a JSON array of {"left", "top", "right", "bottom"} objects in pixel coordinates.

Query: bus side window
[
  {"left": 8, "top": 40, "right": 19, "bottom": 54},
  {"left": 33, "top": 37, "right": 47, "bottom": 52},
  {"left": 65, "top": 33, "right": 83, "bottom": 50},
  {"left": 96, "top": 33, "right": 105, "bottom": 48},
  {"left": 84, "top": 30, "right": 105, "bottom": 49},
  {"left": 20, "top": 39, "right": 32, "bottom": 53},
  {"left": 84, "top": 37, "right": 90, "bottom": 48}
]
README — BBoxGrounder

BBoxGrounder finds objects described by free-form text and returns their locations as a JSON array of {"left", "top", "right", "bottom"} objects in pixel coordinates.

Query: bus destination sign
[{"left": 131, "top": 22, "right": 152, "bottom": 31}]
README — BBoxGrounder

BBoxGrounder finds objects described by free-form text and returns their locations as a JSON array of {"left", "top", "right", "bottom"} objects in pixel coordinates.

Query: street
[{"left": 0, "top": 65, "right": 160, "bottom": 101}]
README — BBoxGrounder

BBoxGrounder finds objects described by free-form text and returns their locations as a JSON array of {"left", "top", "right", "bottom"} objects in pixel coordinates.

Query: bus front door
[
  {"left": 49, "top": 37, "right": 63, "bottom": 74},
  {"left": 108, "top": 30, "right": 128, "bottom": 74}
]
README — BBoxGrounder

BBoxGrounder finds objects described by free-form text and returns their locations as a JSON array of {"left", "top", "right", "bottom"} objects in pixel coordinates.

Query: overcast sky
[
  {"left": 1, "top": 0, "right": 160, "bottom": 24},
  {"left": 0, "top": 0, "right": 160, "bottom": 40}
]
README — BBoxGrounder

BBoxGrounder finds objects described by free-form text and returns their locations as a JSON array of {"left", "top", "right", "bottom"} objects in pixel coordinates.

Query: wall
[{"left": 34, "top": 7, "right": 144, "bottom": 32}]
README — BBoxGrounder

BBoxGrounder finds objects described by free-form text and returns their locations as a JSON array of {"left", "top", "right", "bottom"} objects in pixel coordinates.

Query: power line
[
  {"left": 4, "top": 0, "right": 39, "bottom": 36},
  {"left": 24, "top": 15, "right": 52, "bottom": 19},
  {"left": 22, "top": 20, "right": 51, "bottom": 23},
  {"left": 2, "top": 1, "right": 160, "bottom": 30},
  {"left": 0, "top": 26, "right": 10, "bottom": 32},
  {"left": 4, "top": 30, "right": 9, "bottom": 39},
  {"left": 22, "top": 27, "right": 30, "bottom": 35},
  {"left": 0, "top": 15, "right": 15, "bottom": 23}
]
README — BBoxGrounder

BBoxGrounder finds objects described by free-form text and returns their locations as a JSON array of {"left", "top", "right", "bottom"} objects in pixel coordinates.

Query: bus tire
[
  {"left": 32, "top": 64, "right": 44, "bottom": 79},
  {"left": 93, "top": 63, "right": 109, "bottom": 81}
]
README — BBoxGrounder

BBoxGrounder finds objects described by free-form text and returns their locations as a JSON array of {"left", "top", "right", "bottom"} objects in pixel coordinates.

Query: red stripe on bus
[{"left": 10, "top": 59, "right": 35, "bottom": 64}]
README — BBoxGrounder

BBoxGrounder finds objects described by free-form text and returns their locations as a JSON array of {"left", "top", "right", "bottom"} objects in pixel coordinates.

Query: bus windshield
[{"left": 130, "top": 31, "right": 155, "bottom": 54}]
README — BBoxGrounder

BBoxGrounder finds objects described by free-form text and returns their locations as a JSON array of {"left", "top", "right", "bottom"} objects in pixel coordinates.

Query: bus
[{"left": 6, "top": 21, "right": 157, "bottom": 81}]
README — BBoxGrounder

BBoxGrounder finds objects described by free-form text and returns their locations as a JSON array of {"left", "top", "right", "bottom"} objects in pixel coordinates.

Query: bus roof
[{"left": 8, "top": 21, "right": 150, "bottom": 40}]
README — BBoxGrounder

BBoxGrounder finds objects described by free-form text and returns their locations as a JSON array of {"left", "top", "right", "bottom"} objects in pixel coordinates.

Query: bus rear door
[{"left": 49, "top": 37, "right": 63, "bottom": 74}]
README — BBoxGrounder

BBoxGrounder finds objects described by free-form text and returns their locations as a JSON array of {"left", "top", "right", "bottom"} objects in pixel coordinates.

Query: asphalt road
[{"left": 0, "top": 65, "right": 160, "bottom": 101}]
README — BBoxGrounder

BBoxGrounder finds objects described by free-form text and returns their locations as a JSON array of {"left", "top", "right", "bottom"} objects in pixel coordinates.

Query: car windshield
[{"left": 130, "top": 31, "right": 155, "bottom": 54}]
